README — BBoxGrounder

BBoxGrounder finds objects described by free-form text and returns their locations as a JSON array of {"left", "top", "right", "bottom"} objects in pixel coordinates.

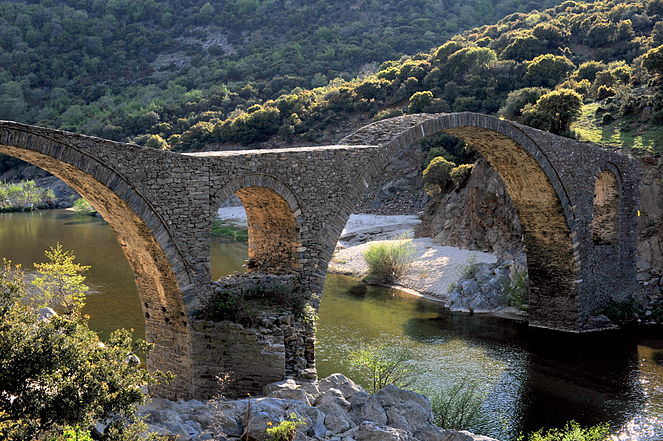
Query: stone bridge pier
[{"left": 0, "top": 112, "right": 640, "bottom": 399}]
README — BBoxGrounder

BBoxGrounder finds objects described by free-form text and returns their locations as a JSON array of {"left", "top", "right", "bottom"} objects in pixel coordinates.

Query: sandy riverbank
[{"left": 217, "top": 209, "right": 497, "bottom": 301}]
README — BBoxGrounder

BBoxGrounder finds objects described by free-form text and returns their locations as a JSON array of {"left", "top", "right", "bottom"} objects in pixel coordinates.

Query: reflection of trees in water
[
  {"left": 402, "top": 312, "right": 651, "bottom": 436},
  {"left": 519, "top": 330, "right": 644, "bottom": 435}
]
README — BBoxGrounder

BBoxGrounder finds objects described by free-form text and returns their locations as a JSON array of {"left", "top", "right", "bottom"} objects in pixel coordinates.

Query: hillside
[
  {"left": 0, "top": 0, "right": 563, "bottom": 143},
  {"left": 160, "top": 0, "right": 663, "bottom": 158}
]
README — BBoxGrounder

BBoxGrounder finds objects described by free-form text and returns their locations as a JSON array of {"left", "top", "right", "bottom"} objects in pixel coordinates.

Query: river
[{"left": 1, "top": 209, "right": 661, "bottom": 440}]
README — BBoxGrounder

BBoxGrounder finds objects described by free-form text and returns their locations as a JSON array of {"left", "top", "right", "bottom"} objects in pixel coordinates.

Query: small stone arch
[
  {"left": 213, "top": 175, "right": 303, "bottom": 275},
  {"left": 0, "top": 122, "right": 194, "bottom": 398},
  {"left": 592, "top": 168, "right": 621, "bottom": 246}
]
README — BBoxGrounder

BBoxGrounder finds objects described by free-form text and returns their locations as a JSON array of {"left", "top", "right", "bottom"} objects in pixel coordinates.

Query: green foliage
[
  {"left": 450, "top": 164, "right": 474, "bottom": 189},
  {"left": 423, "top": 157, "right": 456, "bottom": 194},
  {"left": 372, "top": 108, "right": 405, "bottom": 121},
  {"left": 200, "top": 283, "right": 310, "bottom": 326},
  {"left": 522, "top": 89, "right": 583, "bottom": 135},
  {"left": 643, "top": 45, "right": 663, "bottom": 76},
  {"left": 362, "top": 238, "right": 415, "bottom": 284},
  {"left": 211, "top": 219, "right": 248, "bottom": 242},
  {"left": 55, "top": 426, "right": 94, "bottom": 441},
  {"left": 520, "top": 421, "right": 611, "bottom": 441},
  {"left": 72, "top": 198, "right": 97, "bottom": 216},
  {"left": 420, "top": 133, "right": 473, "bottom": 166},
  {"left": 459, "top": 255, "right": 480, "bottom": 280},
  {"left": 31, "top": 244, "right": 91, "bottom": 316},
  {"left": 0, "top": 180, "right": 55, "bottom": 212},
  {"left": 348, "top": 344, "right": 418, "bottom": 393},
  {"left": 428, "top": 380, "right": 488, "bottom": 431},
  {"left": 265, "top": 412, "right": 307, "bottom": 441},
  {"left": 525, "top": 54, "right": 575, "bottom": 87},
  {"left": 499, "top": 87, "right": 549, "bottom": 119},
  {"left": 0, "top": 257, "right": 164, "bottom": 441},
  {"left": 503, "top": 271, "right": 529, "bottom": 311},
  {"left": 408, "top": 91, "right": 434, "bottom": 113},
  {"left": 598, "top": 296, "right": 663, "bottom": 326}
]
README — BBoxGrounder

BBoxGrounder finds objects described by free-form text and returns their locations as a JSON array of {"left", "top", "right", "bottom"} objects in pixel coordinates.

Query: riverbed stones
[{"left": 139, "top": 374, "right": 499, "bottom": 441}]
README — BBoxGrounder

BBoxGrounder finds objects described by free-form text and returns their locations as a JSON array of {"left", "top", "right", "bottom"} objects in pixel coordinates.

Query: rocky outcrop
[
  {"left": 446, "top": 255, "right": 528, "bottom": 316},
  {"left": 417, "top": 158, "right": 523, "bottom": 257},
  {"left": 138, "top": 374, "right": 499, "bottom": 441}
]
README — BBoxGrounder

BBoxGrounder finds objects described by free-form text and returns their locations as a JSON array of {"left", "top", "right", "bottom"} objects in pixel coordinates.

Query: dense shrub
[
  {"left": 503, "top": 270, "right": 529, "bottom": 311},
  {"left": 450, "top": 164, "right": 474, "bottom": 189},
  {"left": 423, "top": 157, "right": 456, "bottom": 194},
  {"left": 0, "top": 253, "right": 163, "bottom": 440},
  {"left": 521, "top": 89, "right": 583, "bottom": 135}
]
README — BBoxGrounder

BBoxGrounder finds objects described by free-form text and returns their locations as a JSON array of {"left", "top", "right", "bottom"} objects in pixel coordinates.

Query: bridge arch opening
[
  {"left": 0, "top": 129, "right": 192, "bottom": 398},
  {"left": 212, "top": 178, "right": 303, "bottom": 279},
  {"left": 592, "top": 170, "right": 620, "bottom": 246},
  {"left": 343, "top": 114, "right": 580, "bottom": 330}
]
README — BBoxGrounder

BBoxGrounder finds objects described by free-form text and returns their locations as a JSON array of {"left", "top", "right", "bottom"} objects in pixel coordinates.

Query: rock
[
  {"left": 265, "top": 379, "right": 311, "bottom": 405},
  {"left": 355, "top": 421, "right": 409, "bottom": 441},
  {"left": 37, "top": 307, "right": 57, "bottom": 321},
  {"left": 460, "top": 280, "right": 480, "bottom": 297},
  {"left": 374, "top": 385, "right": 431, "bottom": 412},
  {"left": 318, "top": 374, "right": 365, "bottom": 400},
  {"left": 437, "top": 429, "right": 501, "bottom": 441},
  {"left": 349, "top": 391, "right": 388, "bottom": 426}
]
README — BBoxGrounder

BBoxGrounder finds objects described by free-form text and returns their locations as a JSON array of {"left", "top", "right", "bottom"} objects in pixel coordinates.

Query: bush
[
  {"left": 521, "top": 421, "right": 610, "bottom": 441},
  {"left": 521, "top": 89, "right": 582, "bottom": 135},
  {"left": 459, "top": 255, "right": 480, "bottom": 279},
  {"left": 372, "top": 108, "right": 404, "bottom": 121},
  {"left": 363, "top": 239, "right": 415, "bottom": 284},
  {"left": 423, "top": 157, "right": 456, "bottom": 194},
  {"left": 266, "top": 412, "right": 307, "bottom": 441},
  {"left": 348, "top": 344, "right": 418, "bottom": 393},
  {"left": 0, "top": 256, "right": 164, "bottom": 440},
  {"left": 499, "top": 87, "right": 549, "bottom": 119},
  {"left": 450, "top": 164, "right": 474, "bottom": 189},
  {"left": 73, "top": 198, "right": 97, "bottom": 216},
  {"left": 428, "top": 380, "right": 487, "bottom": 431},
  {"left": 201, "top": 283, "right": 309, "bottom": 326},
  {"left": 503, "top": 270, "right": 529, "bottom": 311},
  {"left": 408, "top": 91, "right": 434, "bottom": 113}
]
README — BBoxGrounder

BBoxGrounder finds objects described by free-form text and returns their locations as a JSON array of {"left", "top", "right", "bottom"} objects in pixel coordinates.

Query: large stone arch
[
  {"left": 0, "top": 122, "right": 194, "bottom": 398},
  {"left": 342, "top": 113, "right": 590, "bottom": 330},
  {"left": 212, "top": 174, "right": 304, "bottom": 275}
]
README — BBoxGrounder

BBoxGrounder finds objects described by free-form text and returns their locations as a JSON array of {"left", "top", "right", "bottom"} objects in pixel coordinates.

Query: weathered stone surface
[{"left": 0, "top": 112, "right": 640, "bottom": 399}]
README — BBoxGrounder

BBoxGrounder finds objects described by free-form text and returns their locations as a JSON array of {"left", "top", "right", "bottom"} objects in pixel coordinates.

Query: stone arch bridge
[{"left": 0, "top": 113, "right": 640, "bottom": 399}]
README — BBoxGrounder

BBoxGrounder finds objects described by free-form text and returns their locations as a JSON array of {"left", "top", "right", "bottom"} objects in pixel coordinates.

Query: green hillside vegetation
[
  {"left": 164, "top": 0, "right": 663, "bottom": 157},
  {"left": 0, "top": 0, "right": 563, "bottom": 143}
]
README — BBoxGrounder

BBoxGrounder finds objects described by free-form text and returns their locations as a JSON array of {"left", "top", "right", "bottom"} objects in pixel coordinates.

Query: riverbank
[{"left": 216, "top": 209, "right": 517, "bottom": 313}]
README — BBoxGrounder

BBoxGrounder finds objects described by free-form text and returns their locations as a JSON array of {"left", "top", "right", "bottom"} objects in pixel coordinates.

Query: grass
[
  {"left": 428, "top": 379, "right": 488, "bottom": 432},
  {"left": 211, "top": 219, "right": 248, "bottom": 242},
  {"left": 72, "top": 198, "right": 97, "bottom": 216},
  {"left": 503, "top": 270, "right": 529, "bottom": 312},
  {"left": 572, "top": 102, "right": 663, "bottom": 156},
  {"left": 363, "top": 238, "right": 415, "bottom": 284}
]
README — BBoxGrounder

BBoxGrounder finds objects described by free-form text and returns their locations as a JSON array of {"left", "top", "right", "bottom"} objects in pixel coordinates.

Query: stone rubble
[{"left": 138, "top": 374, "right": 499, "bottom": 441}]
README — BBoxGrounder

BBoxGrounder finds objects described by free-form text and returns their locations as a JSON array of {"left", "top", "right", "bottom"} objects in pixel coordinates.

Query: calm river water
[{"left": 2, "top": 209, "right": 661, "bottom": 440}]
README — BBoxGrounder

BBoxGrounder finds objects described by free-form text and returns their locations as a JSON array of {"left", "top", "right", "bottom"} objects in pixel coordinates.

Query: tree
[
  {"left": 348, "top": 344, "right": 418, "bottom": 393},
  {"left": 643, "top": 45, "right": 663, "bottom": 77},
  {"left": 522, "top": 89, "right": 582, "bottom": 135},
  {"left": 144, "top": 134, "right": 170, "bottom": 150},
  {"left": 408, "top": 91, "right": 434, "bottom": 113},
  {"left": 499, "top": 87, "right": 549, "bottom": 119},
  {"left": 525, "top": 54, "right": 575, "bottom": 87},
  {"left": 32, "top": 244, "right": 90, "bottom": 316},
  {"left": 0, "top": 256, "right": 165, "bottom": 440}
]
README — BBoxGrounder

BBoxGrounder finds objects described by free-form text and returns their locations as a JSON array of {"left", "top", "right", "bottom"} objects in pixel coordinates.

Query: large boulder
[
  {"left": 318, "top": 373, "right": 365, "bottom": 400},
  {"left": 355, "top": 421, "right": 410, "bottom": 441}
]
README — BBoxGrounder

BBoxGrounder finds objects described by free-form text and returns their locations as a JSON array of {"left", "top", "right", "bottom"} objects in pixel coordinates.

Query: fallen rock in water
[{"left": 138, "top": 374, "right": 500, "bottom": 441}]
